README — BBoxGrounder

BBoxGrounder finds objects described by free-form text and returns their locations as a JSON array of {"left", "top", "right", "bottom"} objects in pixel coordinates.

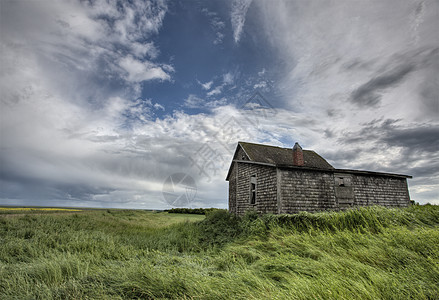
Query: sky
[{"left": 0, "top": 0, "right": 438, "bottom": 209}]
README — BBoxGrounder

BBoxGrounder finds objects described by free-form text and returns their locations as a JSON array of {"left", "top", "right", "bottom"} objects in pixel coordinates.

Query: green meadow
[{"left": 1, "top": 205, "right": 438, "bottom": 299}]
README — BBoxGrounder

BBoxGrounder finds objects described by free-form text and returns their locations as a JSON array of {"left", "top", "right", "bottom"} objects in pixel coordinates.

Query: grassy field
[
  {"left": 0, "top": 205, "right": 438, "bottom": 299},
  {"left": 0, "top": 207, "right": 83, "bottom": 214}
]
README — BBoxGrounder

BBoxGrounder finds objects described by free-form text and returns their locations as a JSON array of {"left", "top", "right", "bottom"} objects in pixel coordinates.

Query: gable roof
[
  {"left": 238, "top": 141, "right": 334, "bottom": 170},
  {"left": 226, "top": 141, "right": 411, "bottom": 181}
]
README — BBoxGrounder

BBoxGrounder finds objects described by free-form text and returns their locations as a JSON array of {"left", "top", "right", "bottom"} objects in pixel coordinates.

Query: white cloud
[
  {"left": 214, "top": 32, "right": 225, "bottom": 45},
  {"left": 184, "top": 94, "right": 227, "bottom": 109},
  {"left": 209, "top": 98, "right": 228, "bottom": 108},
  {"left": 107, "top": 0, "right": 167, "bottom": 42},
  {"left": 258, "top": 68, "right": 266, "bottom": 76},
  {"left": 231, "top": 0, "right": 253, "bottom": 43},
  {"left": 253, "top": 81, "right": 267, "bottom": 89},
  {"left": 184, "top": 94, "right": 206, "bottom": 108},
  {"left": 211, "top": 18, "right": 226, "bottom": 30},
  {"left": 154, "top": 103, "right": 165, "bottom": 111},
  {"left": 202, "top": 7, "right": 226, "bottom": 45},
  {"left": 207, "top": 86, "right": 223, "bottom": 97},
  {"left": 223, "top": 72, "right": 235, "bottom": 85},
  {"left": 119, "top": 56, "right": 173, "bottom": 82},
  {"left": 131, "top": 42, "right": 159, "bottom": 59},
  {"left": 198, "top": 80, "right": 214, "bottom": 90},
  {"left": 201, "top": 72, "right": 235, "bottom": 98}
]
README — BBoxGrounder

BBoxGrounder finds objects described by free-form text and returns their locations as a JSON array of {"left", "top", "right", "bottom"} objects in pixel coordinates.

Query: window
[
  {"left": 250, "top": 175, "right": 257, "bottom": 204},
  {"left": 338, "top": 177, "right": 345, "bottom": 187},
  {"left": 334, "top": 173, "right": 354, "bottom": 206}
]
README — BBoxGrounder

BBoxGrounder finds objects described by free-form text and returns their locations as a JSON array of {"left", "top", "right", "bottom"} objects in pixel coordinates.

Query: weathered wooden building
[{"left": 226, "top": 142, "right": 411, "bottom": 215}]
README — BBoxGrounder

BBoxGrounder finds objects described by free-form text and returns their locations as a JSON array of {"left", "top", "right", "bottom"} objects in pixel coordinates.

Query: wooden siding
[
  {"left": 228, "top": 162, "right": 237, "bottom": 214},
  {"left": 279, "top": 169, "right": 337, "bottom": 213},
  {"left": 351, "top": 174, "right": 410, "bottom": 207},
  {"left": 228, "top": 162, "right": 411, "bottom": 215},
  {"left": 235, "top": 163, "right": 277, "bottom": 215}
]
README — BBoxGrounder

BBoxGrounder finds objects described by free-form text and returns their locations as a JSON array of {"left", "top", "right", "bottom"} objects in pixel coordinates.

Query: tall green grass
[{"left": 1, "top": 206, "right": 438, "bottom": 299}]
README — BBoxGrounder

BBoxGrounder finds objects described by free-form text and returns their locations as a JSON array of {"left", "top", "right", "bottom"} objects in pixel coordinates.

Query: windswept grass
[{"left": 1, "top": 206, "right": 438, "bottom": 299}]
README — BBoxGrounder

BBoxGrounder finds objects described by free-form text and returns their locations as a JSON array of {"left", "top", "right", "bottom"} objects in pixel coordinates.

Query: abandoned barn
[{"left": 226, "top": 142, "right": 411, "bottom": 215}]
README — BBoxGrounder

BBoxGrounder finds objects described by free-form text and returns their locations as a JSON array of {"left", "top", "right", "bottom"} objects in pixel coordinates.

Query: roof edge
[
  {"left": 226, "top": 143, "right": 251, "bottom": 181},
  {"left": 277, "top": 164, "right": 412, "bottom": 178},
  {"left": 332, "top": 168, "right": 412, "bottom": 179},
  {"left": 226, "top": 160, "right": 412, "bottom": 179},
  {"left": 237, "top": 141, "right": 253, "bottom": 160}
]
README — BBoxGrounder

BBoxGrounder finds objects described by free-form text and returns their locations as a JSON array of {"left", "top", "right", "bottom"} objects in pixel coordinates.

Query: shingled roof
[{"left": 238, "top": 141, "right": 334, "bottom": 169}]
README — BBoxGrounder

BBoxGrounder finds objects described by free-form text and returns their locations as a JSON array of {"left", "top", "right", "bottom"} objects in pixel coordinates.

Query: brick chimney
[{"left": 293, "top": 142, "right": 304, "bottom": 166}]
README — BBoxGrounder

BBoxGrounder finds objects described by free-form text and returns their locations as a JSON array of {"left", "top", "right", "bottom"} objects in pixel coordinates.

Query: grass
[
  {"left": 0, "top": 207, "right": 83, "bottom": 214},
  {"left": 0, "top": 205, "right": 438, "bottom": 299}
]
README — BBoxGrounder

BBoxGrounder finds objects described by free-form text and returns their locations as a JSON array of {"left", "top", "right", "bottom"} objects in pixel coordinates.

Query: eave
[{"left": 226, "top": 160, "right": 412, "bottom": 180}]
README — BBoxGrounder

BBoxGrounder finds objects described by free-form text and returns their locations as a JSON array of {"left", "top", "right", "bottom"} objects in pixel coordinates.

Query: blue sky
[{"left": 1, "top": 0, "right": 438, "bottom": 208}]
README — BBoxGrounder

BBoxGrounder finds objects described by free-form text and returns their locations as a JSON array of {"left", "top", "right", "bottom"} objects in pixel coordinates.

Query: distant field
[
  {"left": 0, "top": 206, "right": 438, "bottom": 299},
  {"left": 0, "top": 207, "right": 83, "bottom": 214}
]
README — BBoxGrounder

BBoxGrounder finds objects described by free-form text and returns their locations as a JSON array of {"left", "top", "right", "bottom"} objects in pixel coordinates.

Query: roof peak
[
  {"left": 239, "top": 141, "right": 293, "bottom": 150},
  {"left": 237, "top": 141, "right": 335, "bottom": 170}
]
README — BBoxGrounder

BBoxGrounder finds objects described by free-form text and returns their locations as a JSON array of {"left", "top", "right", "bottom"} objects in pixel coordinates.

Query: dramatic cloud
[
  {"left": 0, "top": 0, "right": 174, "bottom": 208},
  {"left": 0, "top": 93, "right": 235, "bottom": 208},
  {"left": 350, "top": 48, "right": 438, "bottom": 107},
  {"left": 257, "top": 0, "right": 438, "bottom": 121},
  {"left": 0, "top": 0, "right": 172, "bottom": 100},
  {"left": 252, "top": 0, "right": 439, "bottom": 203},
  {"left": 329, "top": 119, "right": 439, "bottom": 204},
  {"left": 1, "top": 0, "right": 438, "bottom": 208},
  {"left": 350, "top": 64, "right": 415, "bottom": 107}
]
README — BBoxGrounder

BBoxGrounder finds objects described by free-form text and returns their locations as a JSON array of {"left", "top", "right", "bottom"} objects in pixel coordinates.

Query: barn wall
[
  {"left": 279, "top": 169, "right": 338, "bottom": 213},
  {"left": 235, "top": 163, "right": 277, "bottom": 215},
  {"left": 228, "top": 163, "right": 237, "bottom": 214},
  {"left": 229, "top": 162, "right": 411, "bottom": 215},
  {"left": 351, "top": 174, "right": 410, "bottom": 207}
]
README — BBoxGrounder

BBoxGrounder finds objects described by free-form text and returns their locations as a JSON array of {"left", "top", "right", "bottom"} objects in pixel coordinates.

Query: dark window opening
[{"left": 250, "top": 175, "right": 257, "bottom": 204}]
